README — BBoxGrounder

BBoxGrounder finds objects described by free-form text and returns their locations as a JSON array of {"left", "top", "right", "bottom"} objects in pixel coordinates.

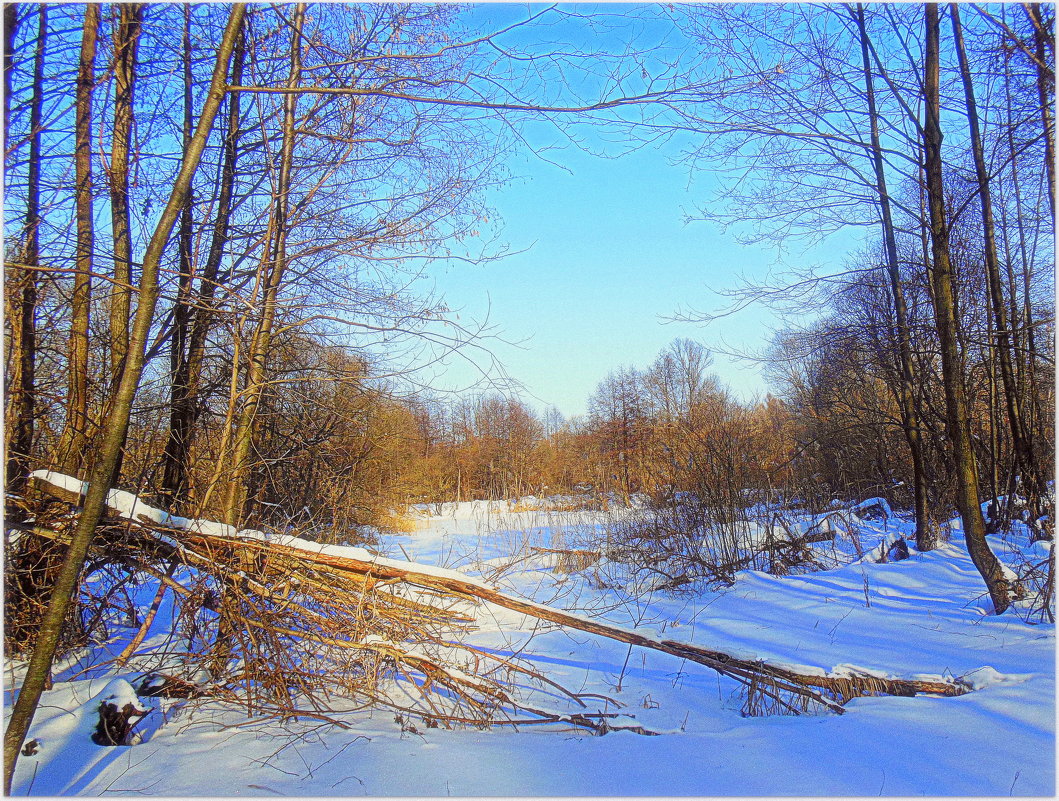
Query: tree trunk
[
  {"left": 223, "top": 3, "right": 305, "bottom": 527},
  {"left": 107, "top": 3, "right": 142, "bottom": 384},
  {"left": 855, "top": 3, "right": 935, "bottom": 550},
  {"left": 951, "top": 4, "right": 1044, "bottom": 524},
  {"left": 998, "top": 23, "right": 1038, "bottom": 439},
  {"left": 160, "top": 25, "right": 246, "bottom": 510},
  {"left": 921, "top": 3, "right": 1010, "bottom": 614},
  {"left": 2, "top": 7, "right": 247, "bottom": 791},
  {"left": 170, "top": 3, "right": 195, "bottom": 436},
  {"left": 4, "top": 5, "right": 44, "bottom": 495},
  {"left": 54, "top": 5, "right": 99, "bottom": 476},
  {"left": 1027, "top": 3, "right": 1055, "bottom": 218},
  {"left": 3, "top": 3, "right": 16, "bottom": 136},
  {"left": 1023, "top": 2, "right": 1051, "bottom": 460},
  {"left": 160, "top": 4, "right": 197, "bottom": 509}
]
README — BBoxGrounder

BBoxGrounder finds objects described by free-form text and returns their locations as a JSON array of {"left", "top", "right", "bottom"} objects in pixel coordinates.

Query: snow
[
  {"left": 5, "top": 491, "right": 1054, "bottom": 796},
  {"left": 94, "top": 678, "right": 148, "bottom": 716},
  {"left": 852, "top": 497, "right": 893, "bottom": 520}
]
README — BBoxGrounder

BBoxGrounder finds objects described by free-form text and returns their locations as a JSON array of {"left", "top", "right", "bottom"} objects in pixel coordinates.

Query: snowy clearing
[{"left": 5, "top": 499, "right": 1054, "bottom": 796}]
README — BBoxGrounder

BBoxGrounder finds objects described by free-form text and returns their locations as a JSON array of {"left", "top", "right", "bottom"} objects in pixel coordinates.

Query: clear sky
[
  {"left": 424, "top": 140, "right": 796, "bottom": 419},
  {"left": 416, "top": 9, "right": 865, "bottom": 421}
]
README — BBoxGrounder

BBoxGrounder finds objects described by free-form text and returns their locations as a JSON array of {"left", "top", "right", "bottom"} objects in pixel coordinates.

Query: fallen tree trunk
[
  {"left": 26, "top": 472, "right": 971, "bottom": 716},
  {"left": 241, "top": 538, "right": 964, "bottom": 711}
]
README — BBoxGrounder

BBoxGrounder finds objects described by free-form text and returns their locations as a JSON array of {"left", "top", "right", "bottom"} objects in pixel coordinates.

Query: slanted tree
[{"left": 3, "top": 7, "right": 248, "bottom": 789}]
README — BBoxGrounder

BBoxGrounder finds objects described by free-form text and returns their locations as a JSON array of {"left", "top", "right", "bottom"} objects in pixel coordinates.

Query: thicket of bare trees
[
  {"left": 397, "top": 339, "right": 790, "bottom": 511},
  {"left": 2, "top": 3, "right": 694, "bottom": 784},
  {"left": 2, "top": 1, "right": 1053, "bottom": 787},
  {"left": 667, "top": 3, "right": 1054, "bottom": 612},
  {"left": 3, "top": 2, "right": 688, "bottom": 517}
]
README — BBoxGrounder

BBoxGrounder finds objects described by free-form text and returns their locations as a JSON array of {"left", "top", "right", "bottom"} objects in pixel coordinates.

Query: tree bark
[
  {"left": 921, "top": 3, "right": 1010, "bottom": 614},
  {"left": 2, "top": 7, "right": 247, "bottom": 791},
  {"left": 854, "top": 3, "right": 935, "bottom": 551},
  {"left": 54, "top": 5, "right": 99, "bottom": 476}
]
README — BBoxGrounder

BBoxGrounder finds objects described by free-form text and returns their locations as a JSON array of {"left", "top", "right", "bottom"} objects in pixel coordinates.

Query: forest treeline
[
  {"left": 1, "top": 3, "right": 1054, "bottom": 783},
  {"left": 4, "top": 0, "right": 1055, "bottom": 591},
  {"left": 3, "top": 0, "right": 1054, "bottom": 600}
]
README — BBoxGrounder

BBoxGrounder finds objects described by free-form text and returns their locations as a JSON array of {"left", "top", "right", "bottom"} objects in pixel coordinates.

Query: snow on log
[{"left": 851, "top": 497, "right": 893, "bottom": 521}]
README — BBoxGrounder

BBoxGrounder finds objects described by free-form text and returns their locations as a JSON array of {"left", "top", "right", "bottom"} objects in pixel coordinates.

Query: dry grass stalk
[{"left": 530, "top": 546, "right": 601, "bottom": 573}]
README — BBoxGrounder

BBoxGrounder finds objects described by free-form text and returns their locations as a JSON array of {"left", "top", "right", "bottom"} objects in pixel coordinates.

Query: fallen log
[
  {"left": 205, "top": 534, "right": 967, "bottom": 708},
  {"left": 26, "top": 472, "right": 971, "bottom": 716}
]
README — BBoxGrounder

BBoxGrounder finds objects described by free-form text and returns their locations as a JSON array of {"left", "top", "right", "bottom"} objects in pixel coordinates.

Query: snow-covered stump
[{"left": 91, "top": 679, "right": 149, "bottom": 746}]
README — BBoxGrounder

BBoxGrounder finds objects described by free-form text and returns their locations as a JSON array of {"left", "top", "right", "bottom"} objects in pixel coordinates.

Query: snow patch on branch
[{"left": 29, "top": 470, "right": 493, "bottom": 590}]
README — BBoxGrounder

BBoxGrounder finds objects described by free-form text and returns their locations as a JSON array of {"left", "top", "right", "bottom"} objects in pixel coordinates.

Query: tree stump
[{"left": 91, "top": 679, "right": 149, "bottom": 745}]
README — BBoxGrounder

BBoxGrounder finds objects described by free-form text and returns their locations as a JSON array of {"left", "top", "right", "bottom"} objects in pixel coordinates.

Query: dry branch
[{"left": 25, "top": 473, "right": 971, "bottom": 720}]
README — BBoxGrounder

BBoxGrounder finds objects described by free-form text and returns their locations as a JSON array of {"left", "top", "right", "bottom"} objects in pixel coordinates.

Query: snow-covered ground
[{"left": 5, "top": 500, "right": 1055, "bottom": 796}]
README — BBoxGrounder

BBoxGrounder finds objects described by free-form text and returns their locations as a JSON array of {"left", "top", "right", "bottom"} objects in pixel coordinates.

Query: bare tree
[
  {"left": 159, "top": 19, "right": 247, "bottom": 509},
  {"left": 3, "top": 7, "right": 248, "bottom": 788},
  {"left": 4, "top": 5, "right": 45, "bottom": 495},
  {"left": 854, "top": 2, "right": 935, "bottom": 550},
  {"left": 52, "top": 4, "right": 99, "bottom": 475},
  {"left": 221, "top": 3, "right": 306, "bottom": 526},
  {"left": 921, "top": 3, "right": 1010, "bottom": 614},
  {"left": 107, "top": 3, "right": 142, "bottom": 383},
  {"left": 951, "top": 4, "right": 1047, "bottom": 530}
]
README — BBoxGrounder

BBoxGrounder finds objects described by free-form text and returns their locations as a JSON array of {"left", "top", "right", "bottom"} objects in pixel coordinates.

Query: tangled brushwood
[
  {"left": 6, "top": 474, "right": 637, "bottom": 734},
  {"left": 598, "top": 494, "right": 861, "bottom": 595},
  {"left": 5, "top": 472, "right": 977, "bottom": 741}
]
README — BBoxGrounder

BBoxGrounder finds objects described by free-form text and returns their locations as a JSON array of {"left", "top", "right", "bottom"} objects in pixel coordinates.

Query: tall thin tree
[
  {"left": 160, "top": 23, "right": 247, "bottom": 509},
  {"left": 3, "top": 6, "right": 248, "bottom": 790},
  {"left": 108, "top": 3, "right": 142, "bottom": 383},
  {"left": 4, "top": 5, "right": 44, "bottom": 495},
  {"left": 951, "top": 3, "right": 1045, "bottom": 526},
  {"left": 54, "top": 5, "right": 100, "bottom": 475},
  {"left": 1026, "top": 3, "right": 1055, "bottom": 217},
  {"left": 921, "top": 3, "right": 1011, "bottom": 613},
  {"left": 222, "top": 3, "right": 306, "bottom": 526},
  {"left": 854, "top": 3, "right": 935, "bottom": 551}
]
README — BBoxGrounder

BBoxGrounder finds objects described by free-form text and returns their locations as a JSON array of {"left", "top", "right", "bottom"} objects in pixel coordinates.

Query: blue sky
[
  {"left": 426, "top": 139, "right": 818, "bottom": 419},
  {"left": 417, "top": 6, "right": 867, "bottom": 420}
]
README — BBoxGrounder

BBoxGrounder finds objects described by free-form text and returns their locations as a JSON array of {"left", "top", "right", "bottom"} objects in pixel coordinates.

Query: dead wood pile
[{"left": 16, "top": 474, "right": 970, "bottom": 728}]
